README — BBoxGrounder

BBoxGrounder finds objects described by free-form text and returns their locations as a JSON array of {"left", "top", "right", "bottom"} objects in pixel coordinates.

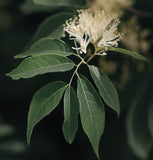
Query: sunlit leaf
[
  {"left": 62, "top": 86, "right": 79, "bottom": 144},
  {"left": 89, "top": 65, "right": 120, "bottom": 116},
  {"left": 15, "top": 38, "right": 72, "bottom": 58},
  {"left": 107, "top": 47, "right": 148, "bottom": 61},
  {"left": 77, "top": 75, "right": 105, "bottom": 158},
  {"left": 27, "top": 81, "right": 67, "bottom": 145},
  {"left": 7, "top": 54, "right": 75, "bottom": 80}
]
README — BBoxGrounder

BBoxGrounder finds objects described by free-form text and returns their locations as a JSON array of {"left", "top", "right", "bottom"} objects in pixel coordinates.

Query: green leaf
[
  {"left": 62, "top": 86, "right": 79, "bottom": 144},
  {"left": 126, "top": 87, "right": 152, "bottom": 159},
  {"left": 27, "top": 81, "right": 67, "bottom": 145},
  {"left": 107, "top": 47, "right": 148, "bottom": 61},
  {"left": 20, "top": 0, "right": 56, "bottom": 14},
  {"left": 33, "top": 0, "right": 86, "bottom": 7},
  {"left": 29, "top": 12, "right": 73, "bottom": 45},
  {"left": 7, "top": 54, "right": 74, "bottom": 80},
  {"left": 15, "top": 38, "right": 72, "bottom": 59},
  {"left": 89, "top": 65, "right": 120, "bottom": 116},
  {"left": 77, "top": 75, "right": 105, "bottom": 158},
  {"left": 148, "top": 97, "right": 153, "bottom": 139}
]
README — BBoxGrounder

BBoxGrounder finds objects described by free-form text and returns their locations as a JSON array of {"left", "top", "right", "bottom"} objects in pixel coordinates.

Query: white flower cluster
[{"left": 64, "top": 9, "right": 121, "bottom": 54}]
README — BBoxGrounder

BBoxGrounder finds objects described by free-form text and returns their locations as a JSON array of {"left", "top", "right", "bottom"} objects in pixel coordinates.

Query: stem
[
  {"left": 69, "top": 61, "right": 83, "bottom": 86},
  {"left": 86, "top": 53, "right": 96, "bottom": 63},
  {"left": 72, "top": 53, "right": 84, "bottom": 61},
  {"left": 74, "top": 39, "right": 80, "bottom": 55},
  {"left": 69, "top": 48, "right": 99, "bottom": 86}
]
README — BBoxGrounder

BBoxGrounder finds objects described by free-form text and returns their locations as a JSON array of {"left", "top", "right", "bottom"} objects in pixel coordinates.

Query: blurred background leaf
[
  {"left": 33, "top": 0, "right": 87, "bottom": 7},
  {"left": 126, "top": 71, "right": 153, "bottom": 159}
]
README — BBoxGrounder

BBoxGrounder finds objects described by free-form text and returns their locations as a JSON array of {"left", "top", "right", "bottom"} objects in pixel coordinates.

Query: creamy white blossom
[{"left": 64, "top": 9, "right": 122, "bottom": 54}]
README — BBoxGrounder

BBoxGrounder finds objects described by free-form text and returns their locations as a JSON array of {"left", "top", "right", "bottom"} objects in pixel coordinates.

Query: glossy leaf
[
  {"left": 27, "top": 81, "right": 67, "bottom": 145},
  {"left": 107, "top": 46, "right": 148, "bottom": 61},
  {"left": 29, "top": 12, "right": 73, "bottom": 45},
  {"left": 89, "top": 65, "right": 120, "bottom": 116},
  {"left": 7, "top": 54, "right": 74, "bottom": 80},
  {"left": 77, "top": 75, "right": 105, "bottom": 158},
  {"left": 62, "top": 86, "right": 79, "bottom": 144},
  {"left": 15, "top": 38, "right": 72, "bottom": 58}
]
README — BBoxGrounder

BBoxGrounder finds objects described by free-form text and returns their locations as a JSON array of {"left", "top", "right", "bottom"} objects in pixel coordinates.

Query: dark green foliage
[{"left": 5, "top": 1, "right": 152, "bottom": 159}]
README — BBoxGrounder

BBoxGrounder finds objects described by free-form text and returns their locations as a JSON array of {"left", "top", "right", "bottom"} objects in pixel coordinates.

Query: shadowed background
[{"left": 0, "top": 0, "right": 153, "bottom": 160}]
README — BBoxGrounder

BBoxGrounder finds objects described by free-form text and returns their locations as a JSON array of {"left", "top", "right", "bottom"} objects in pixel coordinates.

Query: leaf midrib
[
  {"left": 98, "top": 79, "right": 117, "bottom": 108},
  {"left": 23, "top": 50, "right": 71, "bottom": 56},
  {"left": 30, "top": 85, "right": 67, "bottom": 126},
  {"left": 90, "top": 67, "right": 118, "bottom": 110},
  {"left": 79, "top": 77, "right": 94, "bottom": 131},
  {"left": 11, "top": 62, "right": 73, "bottom": 77},
  {"left": 68, "top": 87, "right": 71, "bottom": 141}
]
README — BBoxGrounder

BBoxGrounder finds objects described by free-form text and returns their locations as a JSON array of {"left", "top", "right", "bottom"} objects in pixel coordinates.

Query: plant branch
[
  {"left": 72, "top": 53, "right": 84, "bottom": 61},
  {"left": 69, "top": 61, "right": 84, "bottom": 86},
  {"left": 69, "top": 48, "right": 101, "bottom": 86},
  {"left": 86, "top": 53, "right": 96, "bottom": 63}
]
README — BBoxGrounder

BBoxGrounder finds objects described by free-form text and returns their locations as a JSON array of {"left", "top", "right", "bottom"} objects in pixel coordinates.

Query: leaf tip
[
  {"left": 27, "top": 139, "right": 31, "bottom": 146},
  {"left": 26, "top": 127, "right": 32, "bottom": 146},
  {"left": 95, "top": 151, "right": 100, "bottom": 160},
  {"left": 117, "top": 111, "right": 120, "bottom": 118},
  {"left": 5, "top": 73, "right": 10, "bottom": 77},
  {"left": 66, "top": 139, "right": 73, "bottom": 144},
  {"left": 6, "top": 72, "right": 19, "bottom": 80},
  {"left": 6, "top": 72, "right": 12, "bottom": 79},
  {"left": 14, "top": 54, "right": 20, "bottom": 59}
]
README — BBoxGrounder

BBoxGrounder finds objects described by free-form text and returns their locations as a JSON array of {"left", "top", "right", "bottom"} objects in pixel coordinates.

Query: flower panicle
[{"left": 63, "top": 9, "right": 122, "bottom": 54}]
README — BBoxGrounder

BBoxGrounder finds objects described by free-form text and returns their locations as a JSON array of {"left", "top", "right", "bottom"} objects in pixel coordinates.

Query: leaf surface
[
  {"left": 15, "top": 38, "right": 72, "bottom": 58},
  {"left": 21, "top": 0, "right": 56, "bottom": 14},
  {"left": 126, "top": 86, "right": 152, "bottom": 159},
  {"left": 62, "top": 86, "right": 79, "bottom": 143},
  {"left": 89, "top": 65, "right": 120, "bottom": 116},
  {"left": 33, "top": 0, "right": 86, "bottom": 7},
  {"left": 148, "top": 95, "right": 153, "bottom": 138},
  {"left": 27, "top": 81, "right": 67, "bottom": 144},
  {"left": 107, "top": 47, "right": 148, "bottom": 61},
  {"left": 7, "top": 54, "right": 74, "bottom": 80},
  {"left": 77, "top": 75, "right": 105, "bottom": 158},
  {"left": 29, "top": 12, "right": 73, "bottom": 45}
]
